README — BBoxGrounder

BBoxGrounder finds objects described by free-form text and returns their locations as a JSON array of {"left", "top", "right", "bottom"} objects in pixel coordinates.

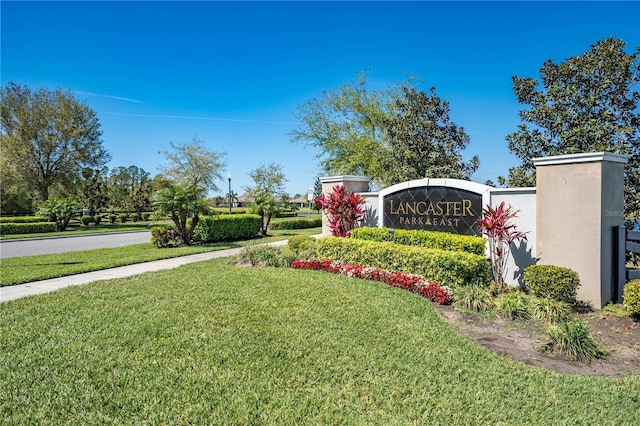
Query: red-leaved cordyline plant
[
  {"left": 476, "top": 201, "right": 528, "bottom": 291},
  {"left": 315, "top": 184, "right": 366, "bottom": 237}
]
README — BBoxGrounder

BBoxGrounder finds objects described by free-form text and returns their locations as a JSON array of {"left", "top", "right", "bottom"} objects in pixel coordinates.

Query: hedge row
[
  {"left": 193, "top": 214, "right": 262, "bottom": 242},
  {"left": 270, "top": 217, "right": 322, "bottom": 230},
  {"left": 0, "top": 222, "right": 57, "bottom": 235},
  {"left": 313, "top": 237, "right": 491, "bottom": 288},
  {"left": 0, "top": 216, "right": 47, "bottom": 224},
  {"left": 350, "top": 227, "right": 486, "bottom": 256}
]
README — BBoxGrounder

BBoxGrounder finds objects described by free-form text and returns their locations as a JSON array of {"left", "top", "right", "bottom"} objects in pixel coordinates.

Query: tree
[
  {"left": 245, "top": 163, "right": 288, "bottom": 235},
  {"left": 505, "top": 37, "right": 640, "bottom": 221},
  {"left": 37, "top": 197, "right": 81, "bottom": 232},
  {"left": 289, "top": 72, "right": 397, "bottom": 187},
  {"left": 108, "top": 165, "right": 153, "bottom": 212},
  {"left": 384, "top": 86, "right": 479, "bottom": 182},
  {"left": 158, "top": 136, "right": 226, "bottom": 193},
  {"left": 290, "top": 72, "right": 477, "bottom": 187},
  {"left": 0, "top": 82, "right": 111, "bottom": 201},
  {"left": 152, "top": 184, "right": 209, "bottom": 245},
  {"left": 80, "top": 168, "right": 109, "bottom": 215}
]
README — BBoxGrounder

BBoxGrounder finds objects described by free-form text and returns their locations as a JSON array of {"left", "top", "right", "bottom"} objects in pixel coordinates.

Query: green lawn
[
  {"left": 1, "top": 260, "right": 638, "bottom": 424},
  {"left": 0, "top": 228, "right": 320, "bottom": 286}
]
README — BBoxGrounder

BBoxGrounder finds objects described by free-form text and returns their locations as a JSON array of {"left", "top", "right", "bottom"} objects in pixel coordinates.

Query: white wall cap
[
  {"left": 379, "top": 178, "right": 494, "bottom": 198},
  {"left": 490, "top": 187, "right": 537, "bottom": 195},
  {"left": 532, "top": 152, "right": 630, "bottom": 166},
  {"left": 319, "top": 175, "right": 372, "bottom": 184}
]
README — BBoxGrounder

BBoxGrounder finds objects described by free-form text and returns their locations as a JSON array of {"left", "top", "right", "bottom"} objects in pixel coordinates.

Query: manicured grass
[
  {"left": 1, "top": 260, "right": 638, "bottom": 424},
  {"left": 0, "top": 228, "right": 320, "bottom": 286}
]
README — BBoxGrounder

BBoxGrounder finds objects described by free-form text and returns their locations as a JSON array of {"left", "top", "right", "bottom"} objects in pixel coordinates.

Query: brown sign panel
[{"left": 383, "top": 186, "right": 482, "bottom": 235}]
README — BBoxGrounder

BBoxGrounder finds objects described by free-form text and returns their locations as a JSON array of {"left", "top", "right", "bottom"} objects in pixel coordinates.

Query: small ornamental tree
[
  {"left": 476, "top": 201, "right": 528, "bottom": 291},
  {"left": 37, "top": 197, "right": 81, "bottom": 231},
  {"left": 316, "top": 184, "right": 366, "bottom": 237},
  {"left": 152, "top": 183, "right": 209, "bottom": 246}
]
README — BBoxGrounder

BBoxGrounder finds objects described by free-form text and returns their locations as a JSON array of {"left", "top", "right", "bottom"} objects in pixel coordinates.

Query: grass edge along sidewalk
[
  {"left": 0, "top": 228, "right": 320, "bottom": 287},
  {"left": 0, "top": 240, "right": 289, "bottom": 302}
]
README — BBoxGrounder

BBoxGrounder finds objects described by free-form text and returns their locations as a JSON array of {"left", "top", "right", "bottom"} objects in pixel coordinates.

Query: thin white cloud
[
  {"left": 74, "top": 91, "right": 145, "bottom": 104},
  {"left": 99, "top": 111, "right": 295, "bottom": 125}
]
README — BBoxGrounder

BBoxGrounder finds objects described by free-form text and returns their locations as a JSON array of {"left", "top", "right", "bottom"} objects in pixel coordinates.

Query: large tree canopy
[
  {"left": 385, "top": 86, "right": 478, "bottom": 183},
  {"left": 289, "top": 73, "right": 477, "bottom": 188},
  {"left": 0, "top": 82, "right": 110, "bottom": 201},
  {"left": 158, "top": 136, "right": 226, "bottom": 194},
  {"left": 505, "top": 37, "right": 640, "bottom": 221}
]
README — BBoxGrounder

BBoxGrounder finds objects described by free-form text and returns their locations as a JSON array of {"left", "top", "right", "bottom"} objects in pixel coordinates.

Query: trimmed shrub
[
  {"left": 0, "top": 216, "right": 47, "bottom": 223},
  {"left": 524, "top": 265, "right": 581, "bottom": 303},
  {"left": 287, "top": 235, "right": 317, "bottom": 257},
  {"left": 108, "top": 214, "right": 117, "bottom": 224},
  {"left": 350, "top": 227, "right": 486, "bottom": 256},
  {"left": 118, "top": 213, "right": 128, "bottom": 223},
  {"left": 238, "top": 245, "right": 296, "bottom": 267},
  {"left": 275, "top": 211, "right": 297, "bottom": 218},
  {"left": 80, "top": 215, "right": 93, "bottom": 226},
  {"left": 543, "top": 320, "right": 608, "bottom": 363},
  {"left": 270, "top": 217, "right": 322, "bottom": 230},
  {"left": 313, "top": 237, "right": 491, "bottom": 288},
  {"left": 193, "top": 214, "right": 261, "bottom": 242},
  {"left": 496, "top": 291, "right": 530, "bottom": 320},
  {"left": 142, "top": 212, "right": 152, "bottom": 221},
  {"left": 453, "top": 285, "right": 495, "bottom": 312},
  {"left": 94, "top": 215, "right": 102, "bottom": 225},
  {"left": 0, "top": 222, "right": 57, "bottom": 235},
  {"left": 622, "top": 279, "right": 640, "bottom": 316},
  {"left": 151, "top": 225, "right": 179, "bottom": 248},
  {"left": 130, "top": 213, "right": 139, "bottom": 222}
]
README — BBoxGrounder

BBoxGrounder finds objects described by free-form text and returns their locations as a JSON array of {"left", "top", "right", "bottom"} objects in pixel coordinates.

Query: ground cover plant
[
  {"left": 1, "top": 259, "right": 639, "bottom": 424},
  {"left": 0, "top": 227, "right": 320, "bottom": 286}
]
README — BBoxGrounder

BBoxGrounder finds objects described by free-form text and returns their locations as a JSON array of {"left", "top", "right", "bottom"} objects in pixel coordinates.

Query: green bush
[
  {"left": 287, "top": 235, "right": 317, "bottom": 257},
  {"left": 130, "top": 213, "right": 139, "bottom": 222},
  {"left": 275, "top": 211, "right": 298, "bottom": 218},
  {"left": 0, "top": 222, "right": 57, "bottom": 235},
  {"left": 151, "top": 225, "right": 179, "bottom": 248},
  {"left": 237, "top": 245, "right": 296, "bottom": 267},
  {"left": 193, "top": 214, "right": 261, "bottom": 242},
  {"left": 108, "top": 214, "right": 117, "bottom": 224},
  {"left": 313, "top": 237, "right": 491, "bottom": 288},
  {"left": 118, "top": 213, "right": 128, "bottom": 223},
  {"left": 94, "top": 215, "right": 102, "bottom": 225},
  {"left": 270, "top": 217, "right": 322, "bottom": 230},
  {"left": 524, "top": 264, "right": 581, "bottom": 303},
  {"left": 453, "top": 285, "right": 495, "bottom": 312},
  {"left": 0, "top": 216, "right": 47, "bottom": 223},
  {"left": 350, "top": 227, "right": 486, "bottom": 256},
  {"left": 496, "top": 292, "right": 530, "bottom": 320},
  {"left": 544, "top": 320, "right": 608, "bottom": 363},
  {"left": 622, "top": 279, "right": 640, "bottom": 316},
  {"left": 142, "top": 212, "right": 151, "bottom": 221}
]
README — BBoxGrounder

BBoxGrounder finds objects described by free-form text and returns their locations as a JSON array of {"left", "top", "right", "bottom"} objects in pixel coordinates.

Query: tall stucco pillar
[
  {"left": 319, "top": 176, "right": 371, "bottom": 236},
  {"left": 533, "top": 152, "right": 628, "bottom": 308}
]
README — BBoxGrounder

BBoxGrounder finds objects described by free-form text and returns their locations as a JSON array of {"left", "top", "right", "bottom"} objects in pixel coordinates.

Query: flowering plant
[
  {"left": 291, "top": 259, "right": 453, "bottom": 305},
  {"left": 315, "top": 185, "right": 366, "bottom": 237}
]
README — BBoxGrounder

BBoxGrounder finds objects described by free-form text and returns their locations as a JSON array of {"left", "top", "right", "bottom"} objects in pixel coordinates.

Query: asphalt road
[{"left": 0, "top": 231, "right": 151, "bottom": 259}]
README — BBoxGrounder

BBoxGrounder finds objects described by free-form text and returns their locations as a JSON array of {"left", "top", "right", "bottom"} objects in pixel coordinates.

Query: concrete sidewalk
[{"left": 1, "top": 240, "right": 288, "bottom": 303}]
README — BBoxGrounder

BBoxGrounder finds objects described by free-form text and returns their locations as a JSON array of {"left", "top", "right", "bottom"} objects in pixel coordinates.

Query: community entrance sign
[{"left": 379, "top": 179, "right": 492, "bottom": 236}]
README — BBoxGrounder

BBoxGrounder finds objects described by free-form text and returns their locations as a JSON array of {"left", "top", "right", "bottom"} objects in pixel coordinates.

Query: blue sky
[{"left": 2, "top": 1, "right": 639, "bottom": 196}]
